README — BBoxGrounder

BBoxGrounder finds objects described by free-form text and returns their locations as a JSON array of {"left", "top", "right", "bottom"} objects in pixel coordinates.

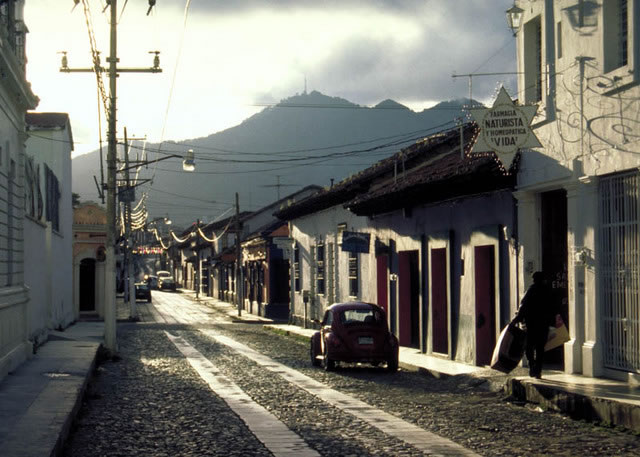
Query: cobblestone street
[{"left": 63, "top": 292, "right": 640, "bottom": 456}]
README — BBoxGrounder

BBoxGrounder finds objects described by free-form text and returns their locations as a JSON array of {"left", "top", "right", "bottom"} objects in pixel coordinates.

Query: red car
[{"left": 310, "top": 302, "right": 399, "bottom": 372}]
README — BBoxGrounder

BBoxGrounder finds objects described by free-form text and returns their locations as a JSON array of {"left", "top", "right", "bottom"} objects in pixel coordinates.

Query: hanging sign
[
  {"left": 341, "top": 231, "right": 370, "bottom": 253},
  {"left": 470, "top": 86, "right": 541, "bottom": 168}
]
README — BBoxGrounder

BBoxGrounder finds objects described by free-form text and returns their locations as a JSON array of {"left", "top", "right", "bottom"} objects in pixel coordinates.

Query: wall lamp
[{"left": 506, "top": 3, "right": 524, "bottom": 36}]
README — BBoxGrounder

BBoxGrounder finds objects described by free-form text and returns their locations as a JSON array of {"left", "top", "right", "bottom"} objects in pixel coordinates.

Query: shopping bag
[
  {"left": 491, "top": 319, "right": 526, "bottom": 373},
  {"left": 545, "top": 314, "right": 569, "bottom": 351}
]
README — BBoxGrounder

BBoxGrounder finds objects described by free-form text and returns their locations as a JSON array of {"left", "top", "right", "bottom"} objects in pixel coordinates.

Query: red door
[
  {"left": 474, "top": 245, "right": 496, "bottom": 366},
  {"left": 398, "top": 250, "right": 420, "bottom": 348},
  {"left": 376, "top": 255, "right": 388, "bottom": 313},
  {"left": 431, "top": 248, "right": 448, "bottom": 354}
]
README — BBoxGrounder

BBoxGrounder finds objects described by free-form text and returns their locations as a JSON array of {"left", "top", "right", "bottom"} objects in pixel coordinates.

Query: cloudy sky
[{"left": 25, "top": 0, "right": 517, "bottom": 157}]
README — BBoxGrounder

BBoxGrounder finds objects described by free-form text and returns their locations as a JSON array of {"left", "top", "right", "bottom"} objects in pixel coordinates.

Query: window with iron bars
[
  {"left": 316, "top": 243, "right": 325, "bottom": 295},
  {"left": 348, "top": 251, "right": 359, "bottom": 297},
  {"left": 294, "top": 245, "right": 301, "bottom": 292}
]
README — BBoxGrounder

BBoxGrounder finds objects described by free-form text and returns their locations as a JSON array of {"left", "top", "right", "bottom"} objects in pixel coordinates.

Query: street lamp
[
  {"left": 506, "top": 4, "right": 524, "bottom": 36},
  {"left": 183, "top": 149, "right": 195, "bottom": 172}
]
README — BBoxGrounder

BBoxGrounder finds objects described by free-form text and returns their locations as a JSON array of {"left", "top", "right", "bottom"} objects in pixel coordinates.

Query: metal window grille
[
  {"left": 348, "top": 251, "right": 359, "bottom": 297},
  {"left": 328, "top": 242, "right": 335, "bottom": 303},
  {"left": 535, "top": 20, "right": 542, "bottom": 102},
  {"left": 294, "top": 246, "right": 300, "bottom": 292},
  {"left": 600, "top": 171, "right": 640, "bottom": 373},
  {"left": 316, "top": 244, "right": 325, "bottom": 295},
  {"left": 618, "top": 0, "right": 628, "bottom": 68}
]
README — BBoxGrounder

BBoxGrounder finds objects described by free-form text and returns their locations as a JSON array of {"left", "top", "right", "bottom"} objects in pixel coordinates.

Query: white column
[
  {"left": 565, "top": 183, "right": 584, "bottom": 374},
  {"left": 579, "top": 178, "right": 602, "bottom": 377}
]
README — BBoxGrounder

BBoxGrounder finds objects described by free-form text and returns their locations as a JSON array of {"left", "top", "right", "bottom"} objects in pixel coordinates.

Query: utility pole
[
  {"left": 61, "top": 0, "right": 160, "bottom": 354},
  {"left": 235, "top": 193, "right": 242, "bottom": 316},
  {"left": 196, "top": 219, "right": 200, "bottom": 301}
]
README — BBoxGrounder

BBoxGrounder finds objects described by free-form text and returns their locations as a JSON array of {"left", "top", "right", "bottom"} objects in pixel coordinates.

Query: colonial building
[
  {"left": 0, "top": 0, "right": 40, "bottom": 382},
  {"left": 513, "top": 0, "right": 640, "bottom": 382},
  {"left": 276, "top": 125, "right": 519, "bottom": 366},
  {"left": 24, "top": 112, "right": 74, "bottom": 347},
  {"left": 73, "top": 203, "right": 107, "bottom": 320}
]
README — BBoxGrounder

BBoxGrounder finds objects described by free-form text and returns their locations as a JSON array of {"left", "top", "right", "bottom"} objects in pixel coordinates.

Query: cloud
[{"left": 25, "top": 0, "right": 518, "bottom": 156}]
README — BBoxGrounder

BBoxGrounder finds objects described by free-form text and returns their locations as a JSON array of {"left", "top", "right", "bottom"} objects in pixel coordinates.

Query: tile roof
[{"left": 275, "top": 123, "right": 515, "bottom": 220}]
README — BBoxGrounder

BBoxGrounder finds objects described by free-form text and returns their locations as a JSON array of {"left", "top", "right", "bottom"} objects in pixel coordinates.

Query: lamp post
[
  {"left": 506, "top": 3, "right": 524, "bottom": 36},
  {"left": 60, "top": 0, "right": 161, "bottom": 354}
]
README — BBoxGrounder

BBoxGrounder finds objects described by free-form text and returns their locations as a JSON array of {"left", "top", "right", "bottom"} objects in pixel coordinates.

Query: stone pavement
[
  {"left": 183, "top": 290, "right": 640, "bottom": 434},
  {"left": 1, "top": 290, "right": 640, "bottom": 457}
]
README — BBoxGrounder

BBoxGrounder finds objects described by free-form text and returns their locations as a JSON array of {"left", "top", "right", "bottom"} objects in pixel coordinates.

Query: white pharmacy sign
[{"left": 470, "top": 86, "right": 541, "bottom": 169}]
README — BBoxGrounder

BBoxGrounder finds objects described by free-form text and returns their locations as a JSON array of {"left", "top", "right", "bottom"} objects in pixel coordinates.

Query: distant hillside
[{"left": 72, "top": 91, "right": 479, "bottom": 226}]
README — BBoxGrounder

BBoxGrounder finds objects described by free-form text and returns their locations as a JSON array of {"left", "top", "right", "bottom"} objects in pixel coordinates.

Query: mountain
[{"left": 72, "top": 91, "right": 478, "bottom": 226}]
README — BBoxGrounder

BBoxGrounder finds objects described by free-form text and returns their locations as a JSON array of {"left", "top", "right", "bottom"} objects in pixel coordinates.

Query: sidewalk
[
  {"left": 187, "top": 292, "right": 640, "bottom": 433},
  {"left": 0, "top": 321, "right": 103, "bottom": 457}
]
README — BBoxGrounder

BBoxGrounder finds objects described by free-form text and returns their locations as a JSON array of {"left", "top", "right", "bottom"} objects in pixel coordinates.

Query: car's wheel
[
  {"left": 310, "top": 340, "right": 321, "bottom": 367},
  {"left": 322, "top": 345, "right": 335, "bottom": 372},
  {"left": 386, "top": 355, "right": 398, "bottom": 373}
]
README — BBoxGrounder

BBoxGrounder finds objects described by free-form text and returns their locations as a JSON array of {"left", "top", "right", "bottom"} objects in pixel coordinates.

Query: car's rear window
[{"left": 340, "top": 309, "right": 381, "bottom": 325}]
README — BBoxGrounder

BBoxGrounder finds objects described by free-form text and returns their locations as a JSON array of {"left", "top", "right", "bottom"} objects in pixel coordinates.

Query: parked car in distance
[
  {"left": 156, "top": 270, "right": 171, "bottom": 280},
  {"left": 159, "top": 276, "right": 177, "bottom": 291},
  {"left": 310, "top": 302, "right": 399, "bottom": 372},
  {"left": 135, "top": 282, "right": 152, "bottom": 302},
  {"left": 144, "top": 274, "right": 158, "bottom": 289}
]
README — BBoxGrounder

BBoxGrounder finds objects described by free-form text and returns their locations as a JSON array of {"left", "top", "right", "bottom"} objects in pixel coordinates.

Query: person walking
[{"left": 515, "top": 271, "right": 556, "bottom": 379}]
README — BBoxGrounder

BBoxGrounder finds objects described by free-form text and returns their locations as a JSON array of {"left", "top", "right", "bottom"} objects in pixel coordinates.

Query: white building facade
[
  {"left": 514, "top": 0, "right": 640, "bottom": 381},
  {"left": 24, "top": 113, "right": 74, "bottom": 347},
  {"left": 0, "top": 0, "right": 39, "bottom": 381},
  {"left": 279, "top": 126, "right": 519, "bottom": 367}
]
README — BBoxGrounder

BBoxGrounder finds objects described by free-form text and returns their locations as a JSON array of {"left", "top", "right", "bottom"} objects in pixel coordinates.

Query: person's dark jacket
[{"left": 516, "top": 282, "right": 556, "bottom": 332}]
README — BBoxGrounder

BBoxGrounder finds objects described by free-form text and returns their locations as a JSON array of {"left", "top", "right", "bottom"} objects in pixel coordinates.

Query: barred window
[
  {"left": 524, "top": 15, "right": 542, "bottom": 103},
  {"left": 316, "top": 243, "right": 325, "bottom": 295},
  {"left": 348, "top": 251, "right": 358, "bottom": 297},
  {"left": 45, "top": 165, "right": 60, "bottom": 232},
  {"left": 294, "top": 245, "right": 301, "bottom": 292},
  {"left": 604, "top": 0, "right": 629, "bottom": 72}
]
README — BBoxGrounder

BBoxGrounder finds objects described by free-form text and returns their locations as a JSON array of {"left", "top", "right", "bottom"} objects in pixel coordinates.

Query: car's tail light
[{"left": 328, "top": 335, "right": 342, "bottom": 348}]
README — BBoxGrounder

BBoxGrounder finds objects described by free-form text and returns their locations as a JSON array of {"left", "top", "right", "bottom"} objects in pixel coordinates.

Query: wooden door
[
  {"left": 376, "top": 254, "right": 388, "bottom": 313},
  {"left": 398, "top": 250, "right": 420, "bottom": 348},
  {"left": 474, "top": 245, "right": 496, "bottom": 366},
  {"left": 431, "top": 248, "right": 448, "bottom": 354}
]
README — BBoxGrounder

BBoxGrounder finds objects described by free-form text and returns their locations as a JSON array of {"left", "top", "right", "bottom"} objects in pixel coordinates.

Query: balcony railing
[{"left": 0, "top": 4, "right": 27, "bottom": 72}]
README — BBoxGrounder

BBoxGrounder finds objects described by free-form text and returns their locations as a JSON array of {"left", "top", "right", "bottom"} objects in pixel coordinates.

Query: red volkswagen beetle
[{"left": 310, "top": 302, "right": 399, "bottom": 372}]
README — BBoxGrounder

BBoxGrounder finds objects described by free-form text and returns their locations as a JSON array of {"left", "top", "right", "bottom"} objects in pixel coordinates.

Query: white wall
[
  {"left": 514, "top": 0, "right": 640, "bottom": 379},
  {"left": 24, "top": 121, "right": 74, "bottom": 346},
  {"left": 290, "top": 205, "right": 371, "bottom": 323},
  {"left": 289, "top": 190, "right": 517, "bottom": 365},
  {"left": 0, "top": 0, "right": 39, "bottom": 381}
]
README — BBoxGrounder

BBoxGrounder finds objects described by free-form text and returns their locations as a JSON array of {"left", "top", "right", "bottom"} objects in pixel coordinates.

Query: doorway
[
  {"left": 376, "top": 254, "right": 388, "bottom": 313},
  {"left": 541, "top": 189, "right": 568, "bottom": 368},
  {"left": 398, "top": 250, "right": 420, "bottom": 348},
  {"left": 79, "top": 258, "right": 96, "bottom": 312},
  {"left": 474, "top": 245, "right": 496, "bottom": 366},
  {"left": 431, "top": 248, "right": 448, "bottom": 354}
]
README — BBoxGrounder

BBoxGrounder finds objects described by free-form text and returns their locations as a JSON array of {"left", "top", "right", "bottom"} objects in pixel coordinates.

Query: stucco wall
[
  {"left": 289, "top": 190, "right": 517, "bottom": 365},
  {"left": 290, "top": 205, "right": 371, "bottom": 324},
  {"left": 514, "top": 0, "right": 640, "bottom": 379},
  {"left": 371, "top": 191, "right": 516, "bottom": 363},
  {"left": 24, "top": 123, "right": 74, "bottom": 345}
]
